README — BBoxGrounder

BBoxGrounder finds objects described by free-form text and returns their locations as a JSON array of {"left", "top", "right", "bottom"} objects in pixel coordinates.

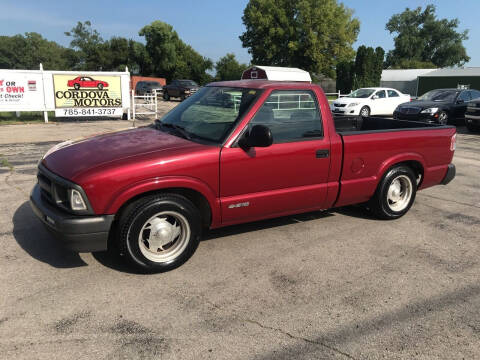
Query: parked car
[
  {"left": 163, "top": 80, "right": 199, "bottom": 101},
  {"left": 393, "top": 88, "right": 480, "bottom": 125},
  {"left": 135, "top": 81, "right": 163, "bottom": 96},
  {"left": 331, "top": 87, "right": 410, "bottom": 117},
  {"left": 67, "top": 76, "right": 109, "bottom": 90},
  {"left": 465, "top": 97, "right": 480, "bottom": 132},
  {"left": 30, "top": 80, "right": 456, "bottom": 272}
]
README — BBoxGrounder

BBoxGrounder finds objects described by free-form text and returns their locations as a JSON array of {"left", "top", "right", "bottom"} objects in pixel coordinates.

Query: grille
[
  {"left": 37, "top": 167, "right": 70, "bottom": 210},
  {"left": 333, "top": 103, "right": 346, "bottom": 108},
  {"left": 400, "top": 107, "right": 421, "bottom": 115}
]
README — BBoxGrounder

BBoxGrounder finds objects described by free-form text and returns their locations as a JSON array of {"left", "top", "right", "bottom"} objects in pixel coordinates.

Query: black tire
[
  {"left": 180, "top": 94, "right": 186, "bottom": 101},
  {"left": 360, "top": 106, "right": 370, "bottom": 117},
  {"left": 163, "top": 92, "right": 170, "bottom": 101},
  {"left": 117, "top": 194, "right": 202, "bottom": 272},
  {"left": 368, "top": 165, "right": 417, "bottom": 220},
  {"left": 74, "top": 83, "right": 80, "bottom": 90},
  {"left": 97, "top": 83, "right": 104, "bottom": 90},
  {"left": 438, "top": 111, "right": 448, "bottom": 125},
  {"left": 465, "top": 120, "right": 480, "bottom": 133}
]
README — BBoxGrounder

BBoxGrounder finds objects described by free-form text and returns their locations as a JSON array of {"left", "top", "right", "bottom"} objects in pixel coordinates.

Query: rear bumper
[
  {"left": 441, "top": 164, "right": 456, "bottom": 185},
  {"left": 29, "top": 184, "right": 114, "bottom": 252}
]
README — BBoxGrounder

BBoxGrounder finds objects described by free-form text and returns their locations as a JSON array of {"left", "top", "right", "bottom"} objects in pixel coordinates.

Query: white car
[{"left": 331, "top": 88, "right": 411, "bottom": 117}]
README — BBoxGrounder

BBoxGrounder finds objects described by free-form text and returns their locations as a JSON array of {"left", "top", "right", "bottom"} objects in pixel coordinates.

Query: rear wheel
[
  {"left": 180, "top": 94, "right": 186, "bottom": 101},
  {"left": 74, "top": 83, "right": 80, "bottom": 90},
  {"left": 360, "top": 106, "right": 370, "bottom": 117},
  {"left": 163, "top": 92, "right": 170, "bottom": 101},
  {"left": 369, "top": 165, "right": 417, "bottom": 220},
  {"left": 438, "top": 111, "right": 448, "bottom": 125},
  {"left": 117, "top": 194, "right": 201, "bottom": 272}
]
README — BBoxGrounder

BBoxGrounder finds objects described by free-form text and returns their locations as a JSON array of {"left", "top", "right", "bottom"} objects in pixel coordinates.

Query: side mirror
[
  {"left": 238, "top": 125, "right": 273, "bottom": 149},
  {"left": 372, "top": 95, "right": 379, "bottom": 100},
  {"left": 456, "top": 99, "right": 464, "bottom": 104}
]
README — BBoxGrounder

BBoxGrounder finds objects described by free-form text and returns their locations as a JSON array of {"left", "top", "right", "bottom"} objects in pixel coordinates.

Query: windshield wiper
[{"left": 154, "top": 120, "right": 192, "bottom": 140}]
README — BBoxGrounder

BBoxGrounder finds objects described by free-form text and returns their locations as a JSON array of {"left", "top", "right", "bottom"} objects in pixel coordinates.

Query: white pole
[
  {"left": 44, "top": 111, "right": 48, "bottom": 123},
  {"left": 154, "top": 89, "right": 158, "bottom": 117}
]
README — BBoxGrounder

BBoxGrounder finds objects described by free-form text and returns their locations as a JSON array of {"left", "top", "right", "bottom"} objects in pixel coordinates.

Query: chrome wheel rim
[
  {"left": 438, "top": 112, "right": 448, "bottom": 125},
  {"left": 361, "top": 107, "right": 369, "bottom": 116},
  {"left": 386, "top": 175, "right": 413, "bottom": 212},
  {"left": 138, "top": 211, "right": 190, "bottom": 263}
]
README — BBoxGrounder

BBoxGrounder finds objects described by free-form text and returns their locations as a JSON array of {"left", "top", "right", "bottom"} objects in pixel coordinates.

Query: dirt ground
[{"left": 0, "top": 111, "right": 479, "bottom": 359}]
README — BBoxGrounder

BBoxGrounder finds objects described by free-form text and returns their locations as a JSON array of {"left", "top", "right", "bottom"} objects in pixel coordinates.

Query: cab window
[
  {"left": 249, "top": 90, "right": 322, "bottom": 144},
  {"left": 387, "top": 90, "right": 399, "bottom": 97},
  {"left": 375, "top": 90, "right": 386, "bottom": 99},
  {"left": 458, "top": 91, "right": 471, "bottom": 102}
]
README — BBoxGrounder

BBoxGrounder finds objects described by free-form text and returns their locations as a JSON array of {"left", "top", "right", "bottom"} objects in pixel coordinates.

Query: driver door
[
  {"left": 372, "top": 90, "right": 388, "bottom": 115},
  {"left": 219, "top": 90, "right": 330, "bottom": 225}
]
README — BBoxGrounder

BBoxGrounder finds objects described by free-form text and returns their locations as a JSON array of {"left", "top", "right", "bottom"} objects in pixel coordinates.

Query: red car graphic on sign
[{"left": 67, "top": 76, "right": 109, "bottom": 90}]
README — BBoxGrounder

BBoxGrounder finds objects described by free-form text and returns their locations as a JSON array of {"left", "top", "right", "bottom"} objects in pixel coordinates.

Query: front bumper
[
  {"left": 331, "top": 106, "right": 359, "bottom": 115},
  {"left": 30, "top": 184, "right": 114, "bottom": 252},
  {"left": 441, "top": 164, "right": 456, "bottom": 185},
  {"left": 393, "top": 111, "right": 439, "bottom": 123}
]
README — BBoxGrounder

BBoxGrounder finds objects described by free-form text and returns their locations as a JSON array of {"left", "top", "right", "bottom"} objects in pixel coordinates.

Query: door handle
[{"left": 316, "top": 149, "right": 329, "bottom": 158}]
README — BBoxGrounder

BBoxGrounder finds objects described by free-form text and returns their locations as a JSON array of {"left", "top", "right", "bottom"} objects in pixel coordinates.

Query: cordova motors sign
[{"left": 53, "top": 74, "right": 123, "bottom": 117}]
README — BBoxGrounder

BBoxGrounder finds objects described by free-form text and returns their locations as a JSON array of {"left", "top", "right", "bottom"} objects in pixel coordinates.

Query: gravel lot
[{"left": 0, "top": 115, "right": 479, "bottom": 359}]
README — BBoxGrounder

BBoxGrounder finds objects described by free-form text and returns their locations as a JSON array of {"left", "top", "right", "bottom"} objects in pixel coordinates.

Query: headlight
[
  {"left": 70, "top": 189, "right": 87, "bottom": 211},
  {"left": 421, "top": 107, "right": 439, "bottom": 114},
  {"left": 347, "top": 103, "right": 359, "bottom": 107}
]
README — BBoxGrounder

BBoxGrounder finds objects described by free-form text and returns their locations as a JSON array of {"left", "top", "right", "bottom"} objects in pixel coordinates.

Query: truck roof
[{"left": 207, "top": 80, "right": 317, "bottom": 90}]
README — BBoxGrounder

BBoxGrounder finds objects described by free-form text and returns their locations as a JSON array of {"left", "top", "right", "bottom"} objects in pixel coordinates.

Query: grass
[
  {"left": 0, "top": 155, "right": 13, "bottom": 171},
  {"left": 0, "top": 111, "right": 55, "bottom": 125}
]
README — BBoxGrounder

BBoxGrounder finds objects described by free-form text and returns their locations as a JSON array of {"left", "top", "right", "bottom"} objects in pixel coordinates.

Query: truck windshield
[
  {"left": 179, "top": 80, "right": 198, "bottom": 86},
  {"left": 157, "top": 86, "right": 262, "bottom": 143},
  {"left": 347, "top": 89, "right": 375, "bottom": 98}
]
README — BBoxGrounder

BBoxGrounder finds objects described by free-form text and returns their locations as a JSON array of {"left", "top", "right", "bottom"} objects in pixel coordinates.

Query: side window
[
  {"left": 471, "top": 90, "right": 480, "bottom": 100},
  {"left": 375, "top": 90, "right": 386, "bottom": 99},
  {"left": 387, "top": 90, "right": 399, "bottom": 97},
  {"left": 249, "top": 90, "right": 322, "bottom": 144}
]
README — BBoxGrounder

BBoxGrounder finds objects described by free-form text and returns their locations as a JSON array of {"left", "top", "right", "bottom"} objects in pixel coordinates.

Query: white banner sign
[
  {"left": 0, "top": 72, "right": 45, "bottom": 111},
  {"left": 55, "top": 107, "right": 123, "bottom": 117}
]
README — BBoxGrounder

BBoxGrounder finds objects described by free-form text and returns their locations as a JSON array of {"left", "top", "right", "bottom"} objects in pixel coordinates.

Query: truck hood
[{"left": 42, "top": 126, "right": 197, "bottom": 180}]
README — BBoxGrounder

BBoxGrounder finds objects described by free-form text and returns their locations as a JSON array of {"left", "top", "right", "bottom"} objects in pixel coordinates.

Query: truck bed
[
  {"left": 333, "top": 116, "right": 448, "bottom": 134},
  {"left": 331, "top": 115, "right": 456, "bottom": 208}
]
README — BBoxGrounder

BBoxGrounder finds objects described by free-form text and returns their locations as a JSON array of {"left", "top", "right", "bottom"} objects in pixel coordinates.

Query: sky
[{"left": 0, "top": 0, "right": 478, "bottom": 68}]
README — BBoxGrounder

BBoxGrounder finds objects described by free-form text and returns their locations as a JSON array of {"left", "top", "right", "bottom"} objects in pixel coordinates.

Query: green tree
[
  {"left": 353, "top": 45, "right": 384, "bottom": 88},
  {"left": 65, "top": 21, "right": 108, "bottom": 70},
  {"left": 336, "top": 60, "right": 354, "bottom": 93},
  {"left": 0, "top": 32, "right": 74, "bottom": 70},
  {"left": 385, "top": 4, "right": 469, "bottom": 68},
  {"left": 215, "top": 53, "right": 248, "bottom": 81},
  {"left": 139, "top": 20, "right": 213, "bottom": 84},
  {"left": 239, "top": 0, "right": 359, "bottom": 79}
]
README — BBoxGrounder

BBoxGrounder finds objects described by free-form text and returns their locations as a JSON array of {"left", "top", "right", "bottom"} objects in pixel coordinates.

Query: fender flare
[
  {"left": 104, "top": 176, "right": 220, "bottom": 225},
  {"left": 375, "top": 152, "right": 426, "bottom": 185}
]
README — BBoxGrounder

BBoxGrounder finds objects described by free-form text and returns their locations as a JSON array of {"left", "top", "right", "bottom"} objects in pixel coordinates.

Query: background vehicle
[
  {"left": 394, "top": 88, "right": 480, "bottom": 125},
  {"left": 135, "top": 81, "right": 163, "bottom": 96},
  {"left": 67, "top": 76, "right": 108, "bottom": 90},
  {"left": 465, "top": 97, "right": 480, "bottom": 132},
  {"left": 331, "top": 87, "right": 410, "bottom": 117},
  {"left": 30, "top": 80, "right": 456, "bottom": 272},
  {"left": 163, "top": 80, "right": 200, "bottom": 101}
]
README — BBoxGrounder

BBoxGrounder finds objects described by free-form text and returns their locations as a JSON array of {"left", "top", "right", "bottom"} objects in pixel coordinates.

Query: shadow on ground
[
  {"left": 13, "top": 200, "right": 376, "bottom": 273},
  {"left": 13, "top": 201, "right": 87, "bottom": 268}
]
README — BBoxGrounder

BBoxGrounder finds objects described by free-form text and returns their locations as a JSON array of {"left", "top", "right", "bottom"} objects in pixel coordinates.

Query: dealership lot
[{"left": 0, "top": 118, "right": 479, "bottom": 359}]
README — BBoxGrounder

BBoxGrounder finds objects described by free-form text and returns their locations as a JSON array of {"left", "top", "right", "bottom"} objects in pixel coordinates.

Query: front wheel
[
  {"left": 163, "top": 92, "right": 170, "bottom": 101},
  {"left": 438, "top": 111, "right": 448, "bottom": 125},
  {"left": 369, "top": 165, "right": 417, "bottom": 220},
  {"left": 360, "top": 106, "right": 370, "bottom": 117},
  {"left": 465, "top": 120, "right": 480, "bottom": 132},
  {"left": 97, "top": 83, "right": 104, "bottom": 90},
  {"left": 117, "top": 194, "right": 202, "bottom": 272}
]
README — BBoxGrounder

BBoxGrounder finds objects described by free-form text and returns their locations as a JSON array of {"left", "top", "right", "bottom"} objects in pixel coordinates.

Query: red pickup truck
[{"left": 30, "top": 80, "right": 456, "bottom": 272}]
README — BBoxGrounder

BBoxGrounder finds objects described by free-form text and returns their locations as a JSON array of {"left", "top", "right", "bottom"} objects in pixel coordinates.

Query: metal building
[
  {"left": 417, "top": 68, "right": 480, "bottom": 95},
  {"left": 380, "top": 69, "right": 436, "bottom": 96}
]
